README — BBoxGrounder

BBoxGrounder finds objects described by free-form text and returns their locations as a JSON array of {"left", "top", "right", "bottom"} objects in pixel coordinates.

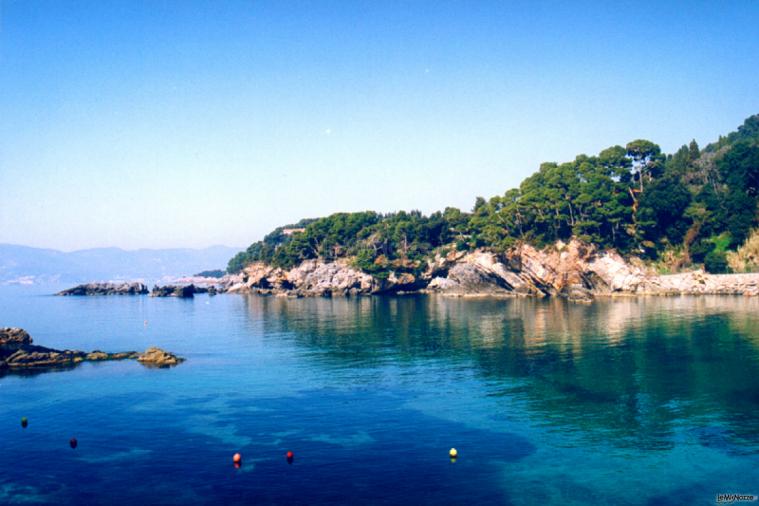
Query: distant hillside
[{"left": 0, "top": 244, "right": 242, "bottom": 285}]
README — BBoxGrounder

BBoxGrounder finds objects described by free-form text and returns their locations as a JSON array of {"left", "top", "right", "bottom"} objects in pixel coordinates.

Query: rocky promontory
[
  {"left": 56, "top": 282, "right": 219, "bottom": 298},
  {"left": 0, "top": 327, "right": 183, "bottom": 373},
  {"left": 227, "top": 239, "right": 759, "bottom": 300},
  {"left": 57, "top": 282, "right": 149, "bottom": 296}
]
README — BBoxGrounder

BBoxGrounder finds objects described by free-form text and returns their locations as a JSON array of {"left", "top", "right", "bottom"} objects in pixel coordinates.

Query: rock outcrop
[
  {"left": 0, "top": 327, "right": 32, "bottom": 350},
  {"left": 57, "top": 282, "right": 148, "bottom": 296},
  {"left": 150, "top": 284, "right": 196, "bottom": 298},
  {"left": 426, "top": 239, "right": 759, "bottom": 299},
  {"left": 137, "top": 347, "right": 184, "bottom": 367},
  {"left": 58, "top": 282, "right": 222, "bottom": 298},
  {"left": 229, "top": 260, "right": 373, "bottom": 297},
  {"left": 230, "top": 259, "right": 433, "bottom": 297},
  {"left": 0, "top": 327, "right": 180, "bottom": 374}
]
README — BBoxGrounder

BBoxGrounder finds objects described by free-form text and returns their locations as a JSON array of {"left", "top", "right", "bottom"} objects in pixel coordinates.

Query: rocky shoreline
[
  {"left": 0, "top": 327, "right": 184, "bottom": 373},
  {"left": 52, "top": 240, "right": 759, "bottom": 302},
  {"left": 225, "top": 240, "right": 759, "bottom": 301}
]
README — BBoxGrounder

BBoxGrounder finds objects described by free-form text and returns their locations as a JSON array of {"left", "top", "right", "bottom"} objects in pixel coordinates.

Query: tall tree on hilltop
[{"left": 626, "top": 139, "right": 663, "bottom": 193}]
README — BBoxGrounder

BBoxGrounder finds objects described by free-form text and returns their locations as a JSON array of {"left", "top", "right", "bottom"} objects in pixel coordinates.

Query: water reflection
[{"left": 242, "top": 295, "right": 759, "bottom": 452}]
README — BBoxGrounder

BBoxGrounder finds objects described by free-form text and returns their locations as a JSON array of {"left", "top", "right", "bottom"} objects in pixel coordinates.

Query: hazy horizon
[
  {"left": 2, "top": 1, "right": 758, "bottom": 251},
  {"left": 0, "top": 242, "right": 244, "bottom": 254}
]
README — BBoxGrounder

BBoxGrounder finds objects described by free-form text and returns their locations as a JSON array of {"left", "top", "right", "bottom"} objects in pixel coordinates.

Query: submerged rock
[
  {"left": 137, "top": 347, "right": 184, "bottom": 367},
  {"left": 57, "top": 282, "right": 148, "bottom": 296}
]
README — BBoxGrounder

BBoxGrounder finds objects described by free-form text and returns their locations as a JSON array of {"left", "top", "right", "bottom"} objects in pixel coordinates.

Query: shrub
[
  {"left": 727, "top": 228, "right": 759, "bottom": 272},
  {"left": 704, "top": 250, "right": 729, "bottom": 273}
]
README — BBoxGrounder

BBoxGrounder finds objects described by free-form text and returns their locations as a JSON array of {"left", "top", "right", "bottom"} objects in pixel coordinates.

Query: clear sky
[{"left": 1, "top": 0, "right": 758, "bottom": 251}]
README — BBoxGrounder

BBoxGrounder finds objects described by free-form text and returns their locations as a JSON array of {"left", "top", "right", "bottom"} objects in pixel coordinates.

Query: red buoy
[
  {"left": 69, "top": 438, "right": 78, "bottom": 449},
  {"left": 286, "top": 450, "right": 294, "bottom": 463}
]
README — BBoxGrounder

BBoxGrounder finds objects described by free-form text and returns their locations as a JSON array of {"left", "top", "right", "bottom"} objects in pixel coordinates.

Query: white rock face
[
  {"left": 288, "top": 260, "right": 374, "bottom": 295},
  {"left": 427, "top": 239, "right": 759, "bottom": 299},
  {"left": 583, "top": 251, "right": 650, "bottom": 293},
  {"left": 237, "top": 259, "right": 376, "bottom": 296}
]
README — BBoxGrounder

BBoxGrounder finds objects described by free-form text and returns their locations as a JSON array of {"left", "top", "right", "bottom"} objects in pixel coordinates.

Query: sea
[{"left": 1, "top": 285, "right": 758, "bottom": 505}]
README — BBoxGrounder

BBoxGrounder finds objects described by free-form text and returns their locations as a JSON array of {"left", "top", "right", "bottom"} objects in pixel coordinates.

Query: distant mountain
[{"left": 0, "top": 244, "right": 242, "bottom": 285}]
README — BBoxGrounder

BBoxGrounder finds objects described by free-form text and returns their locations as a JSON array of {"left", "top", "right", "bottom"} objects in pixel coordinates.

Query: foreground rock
[
  {"left": 229, "top": 238, "right": 759, "bottom": 300},
  {"left": 0, "top": 327, "right": 32, "bottom": 350},
  {"left": 0, "top": 327, "right": 181, "bottom": 374},
  {"left": 57, "top": 282, "right": 148, "bottom": 296},
  {"left": 137, "top": 347, "right": 184, "bottom": 367}
]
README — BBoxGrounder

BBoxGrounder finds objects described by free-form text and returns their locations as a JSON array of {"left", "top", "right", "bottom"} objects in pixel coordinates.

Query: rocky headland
[
  {"left": 55, "top": 282, "right": 217, "bottom": 298},
  {"left": 226, "top": 239, "right": 759, "bottom": 301},
  {"left": 0, "top": 327, "right": 184, "bottom": 373}
]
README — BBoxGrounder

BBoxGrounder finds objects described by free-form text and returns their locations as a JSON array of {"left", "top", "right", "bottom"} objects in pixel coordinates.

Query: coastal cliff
[{"left": 225, "top": 239, "right": 759, "bottom": 300}]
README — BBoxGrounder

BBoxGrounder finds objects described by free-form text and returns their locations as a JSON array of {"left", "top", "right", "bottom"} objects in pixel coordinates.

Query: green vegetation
[
  {"left": 193, "top": 269, "right": 225, "bottom": 278},
  {"left": 229, "top": 114, "right": 759, "bottom": 275}
]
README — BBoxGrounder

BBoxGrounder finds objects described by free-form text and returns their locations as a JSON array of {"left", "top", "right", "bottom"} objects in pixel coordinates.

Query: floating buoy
[
  {"left": 233, "top": 453, "right": 242, "bottom": 465},
  {"left": 20, "top": 417, "right": 28, "bottom": 428},
  {"left": 69, "top": 438, "right": 78, "bottom": 449},
  {"left": 286, "top": 450, "right": 294, "bottom": 463},
  {"left": 449, "top": 448, "right": 458, "bottom": 459}
]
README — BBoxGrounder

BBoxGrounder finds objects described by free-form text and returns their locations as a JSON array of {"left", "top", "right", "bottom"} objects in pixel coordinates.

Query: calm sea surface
[{"left": 1, "top": 286, "right": 758, "bottom": 505}]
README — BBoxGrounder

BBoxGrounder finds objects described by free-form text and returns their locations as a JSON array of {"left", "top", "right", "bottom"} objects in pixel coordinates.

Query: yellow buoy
[{"left": 449, "top": 448, "right": 458, "bottom": 458}]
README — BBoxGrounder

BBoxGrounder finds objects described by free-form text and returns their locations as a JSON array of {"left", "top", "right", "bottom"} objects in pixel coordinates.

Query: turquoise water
[{"left": 1, "top": 286, "right": 758, "bottom": 505}]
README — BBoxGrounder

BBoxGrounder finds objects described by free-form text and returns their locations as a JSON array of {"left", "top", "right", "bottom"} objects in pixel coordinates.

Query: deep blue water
[{"left": 1, "top": 286, "right": 758, "bottom": 505}]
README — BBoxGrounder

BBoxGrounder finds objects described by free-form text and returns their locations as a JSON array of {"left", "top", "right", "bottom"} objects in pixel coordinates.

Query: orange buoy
[{"left": 233, "top": 453, "right": 242, "bottom": 465}]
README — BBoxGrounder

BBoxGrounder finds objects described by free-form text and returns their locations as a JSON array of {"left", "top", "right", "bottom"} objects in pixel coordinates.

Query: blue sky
[{"left": 1, "top": 0, "right": 757, "bottom": 251}]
